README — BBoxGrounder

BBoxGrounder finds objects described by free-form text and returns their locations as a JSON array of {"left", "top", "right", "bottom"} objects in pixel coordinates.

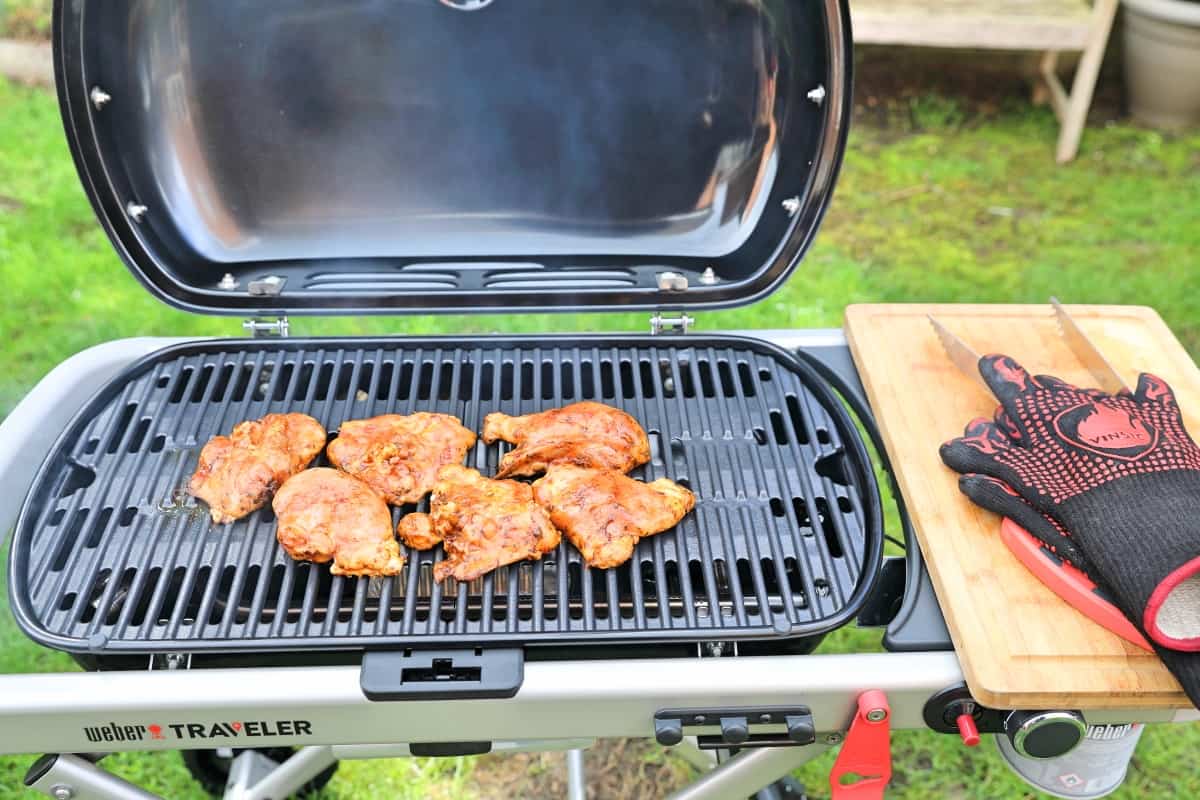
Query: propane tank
[{"left": 995, "top": 716, "right": 1143, "bottom": 799}]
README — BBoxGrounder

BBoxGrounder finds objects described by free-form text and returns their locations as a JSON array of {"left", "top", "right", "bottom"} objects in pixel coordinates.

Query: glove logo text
[{"left": 1054, "top": 401, "right": 1159, "bottom": 461}]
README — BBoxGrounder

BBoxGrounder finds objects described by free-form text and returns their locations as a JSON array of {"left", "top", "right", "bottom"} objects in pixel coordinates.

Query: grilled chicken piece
[
  {"left": 532, "top": 465, "right": 695, "bottom": 569},
  {"left": 273, "top": 468, "right": 404, "bottom": 576},
  {"left": 326, "top": 413, "right": 476, "bottom": 505},
  {"left": 188, "top": 413, "right": 326, "bottom": 524},
  {"left": 482, "top": 401, "right": 650, "bottom": 478},
  {"left": 397, "top": 465, "right": 560, "bottom": 582},
  {"left": 394, "top": 512, "right": 441, "bottom": 551}
]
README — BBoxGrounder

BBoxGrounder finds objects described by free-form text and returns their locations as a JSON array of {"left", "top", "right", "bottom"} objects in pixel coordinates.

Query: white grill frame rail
[{"left": 1, "top": 332, "right": 1194, "bottom": 800}]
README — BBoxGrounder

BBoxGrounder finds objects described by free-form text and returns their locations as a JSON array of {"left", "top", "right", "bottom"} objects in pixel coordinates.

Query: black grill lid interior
[{"left": 56, "top": 0, "right": 850, "bottom": 315}]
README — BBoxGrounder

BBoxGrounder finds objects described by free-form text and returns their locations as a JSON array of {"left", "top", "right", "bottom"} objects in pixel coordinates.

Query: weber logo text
[
  {"left": 83, "top": 723, "right": 148, "bottom": 743},
  {"left": 84, "top": 719, "right": 313, "bottom": 743}
]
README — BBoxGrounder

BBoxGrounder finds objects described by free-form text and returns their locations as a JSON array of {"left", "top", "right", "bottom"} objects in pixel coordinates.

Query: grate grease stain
[{"left": 157, "top": 487, "right": 204, "bottom": 520}]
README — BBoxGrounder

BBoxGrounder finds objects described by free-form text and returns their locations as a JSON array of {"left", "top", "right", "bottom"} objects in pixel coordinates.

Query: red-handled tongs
[{"left": 929, "top": 300, "right": 1150, "bottom": 651}]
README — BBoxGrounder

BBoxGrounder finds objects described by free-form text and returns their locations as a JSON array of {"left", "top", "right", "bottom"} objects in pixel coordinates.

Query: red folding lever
[
  {"left": 956, "top": 712, "right": 981, "bottom": 747},
  {"left": 830, "top": 689, "right": 892, "bottom": 800}
]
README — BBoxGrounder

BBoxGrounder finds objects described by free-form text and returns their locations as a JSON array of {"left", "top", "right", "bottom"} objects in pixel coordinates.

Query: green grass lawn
[{"left": 2, "top": 73, "right": 1199, "bottom": 798}]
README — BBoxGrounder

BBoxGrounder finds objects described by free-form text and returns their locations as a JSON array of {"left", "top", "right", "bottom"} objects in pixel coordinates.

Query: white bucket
[{"left": 995, "top": 723, "right": 1143, "bottom": 800}]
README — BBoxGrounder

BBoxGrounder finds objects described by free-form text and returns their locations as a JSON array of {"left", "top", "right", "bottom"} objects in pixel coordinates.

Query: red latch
[{"left": 830, "top": 689, "right": 892, "bottom": 800}]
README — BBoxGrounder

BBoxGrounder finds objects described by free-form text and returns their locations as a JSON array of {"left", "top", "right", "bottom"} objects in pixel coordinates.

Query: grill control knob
[
  {"left": 720, "top": 716, "right": 750, "bottom": 745},
  {"left": 654, "top": 718, "right": 683, "bottom": 747},
  {"left": 1004, "top": 711, "right": 1087, "bottom": 759}
]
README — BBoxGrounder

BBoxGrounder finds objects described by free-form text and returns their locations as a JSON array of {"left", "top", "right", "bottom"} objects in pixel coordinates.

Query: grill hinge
[
  {"left": 148, "top": 653, "right": 192, "bottom": 671},
  {"left": 243, "top": 317, "right": 290, "bottom": 338},
  {"left": 650, "top": 312, "right": 694, "bottom": 335},
  {"left": 697, "top": 640, "right": 738, "bottom": 658}
]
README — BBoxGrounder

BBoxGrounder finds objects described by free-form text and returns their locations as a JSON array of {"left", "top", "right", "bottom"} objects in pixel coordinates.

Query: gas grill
[{"left": 1, "top": 1, "right": 1188, "bottom": 799}]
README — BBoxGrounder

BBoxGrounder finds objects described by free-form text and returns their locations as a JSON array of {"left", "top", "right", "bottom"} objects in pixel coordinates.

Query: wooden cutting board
[{"left": 845, "top": 304, "right": 1200, "bottom": 709}]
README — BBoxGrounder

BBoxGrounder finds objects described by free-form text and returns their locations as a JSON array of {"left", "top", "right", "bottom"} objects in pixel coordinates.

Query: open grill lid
[{"left": 55, "top": 0, "right": 851, "bottom": 316}]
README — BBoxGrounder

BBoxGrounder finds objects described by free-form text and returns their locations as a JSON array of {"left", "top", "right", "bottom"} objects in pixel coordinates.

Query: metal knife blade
[
  {"left": 1049, "top": 298, "right": 1130, "bottom": 393},
  {"left": 928, "top": 315, "right": 989, "bottom": 392}
]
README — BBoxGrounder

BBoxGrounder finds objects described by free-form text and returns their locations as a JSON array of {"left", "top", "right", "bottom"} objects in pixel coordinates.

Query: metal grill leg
[
  {"left": 665, "top": 744, "right": 830, "bottom": 800},
  {"left": 24, "top": 754, "right": 162, "bottom": 800},
  {"left": 671, "top": 737, "right": 718, "bottom": 772},
  {"left": 224, "top": 746, "right": 337, "bottom": 800},
  {"left": 565, "top": 748, "right": 587, "bottom": 800}
]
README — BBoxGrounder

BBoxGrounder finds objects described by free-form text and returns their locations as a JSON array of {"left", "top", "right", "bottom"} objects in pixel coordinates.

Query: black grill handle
[{"left": 360, "top": 648, "right": 524, "bottom": 701}]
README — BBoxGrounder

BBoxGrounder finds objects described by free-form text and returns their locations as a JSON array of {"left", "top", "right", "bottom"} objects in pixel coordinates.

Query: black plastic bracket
[
  {"left": 654, "top": 706, "right": 815, "bottom": 749},
  {"left": 858, "top": 549, "right": 954, "bottom": 653},
  {"left": 882, "top": 545, "right": 954, "bottom": 652},
  {"left": 922, "top": 684, "right": 1006, "bottom": 736},
  {"left": 857, "top": 556, "right": 906, "bottom": 627},
  {"left": 360, "top": 648, "right": 523, "bottom": 701},
  {"left": 23, "top": 755, "right": 57, "bottom": 787},
  {"left": 409, "top": 741, "right": 493, "bottom": 757}
]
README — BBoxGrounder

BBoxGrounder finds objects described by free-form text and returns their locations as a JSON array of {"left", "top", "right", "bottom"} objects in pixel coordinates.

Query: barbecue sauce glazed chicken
[
  {"left": 188, "top": 413, "right": 327, "bottom": 524},
  {"left": 533, "top": 465, "right": 695, "bottom": 569},
  {"left": 482, "top": 401, "right": 650, "bottom": 478},
  {"left": 326, "top": 413, "right": 477, "bottom": 505},
  {"left": 397, "top": 465, "right": 560, "bottom": 582},
  {"left": 273, "top": 468, "right": 404, "bottom": 576}
]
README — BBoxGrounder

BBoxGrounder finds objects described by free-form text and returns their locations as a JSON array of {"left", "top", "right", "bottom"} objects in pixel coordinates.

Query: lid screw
[
  {"left": 781, "top": 197, "right": 801, "bottom": 217},
  {"left": 218, "top": 273, "right": 240, "bottom": 291},
  {"left": 51, "top": 786, "right": 74, "bottom": 800},
  {"left": 89, "top": 87, "right": 111, "bottom": 110},
  {"left": 807, "top": 85, "right": 826, "bottom": 105},
  {"left": 126, "top": 202, "right": 148, "bottom": 223},
  {"left": 699, "top": 267, "right": 718, "bottom": 285}
]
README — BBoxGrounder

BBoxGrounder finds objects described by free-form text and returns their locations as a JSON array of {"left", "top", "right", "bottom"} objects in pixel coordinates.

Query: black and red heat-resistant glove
[
  {"left": 956, "top": 471, "right": 1096, "bottom": 579},
  {"left": 940, "top": 355, "right": 1200, "bottom": 652},
  {"left": 953, "top": 470, "right": 1200, "bottom": 708}
]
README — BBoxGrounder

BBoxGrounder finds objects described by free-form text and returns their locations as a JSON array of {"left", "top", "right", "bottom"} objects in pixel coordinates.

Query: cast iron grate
[{"left": 10, "top": 336, "right": 879, "bottom": 654}]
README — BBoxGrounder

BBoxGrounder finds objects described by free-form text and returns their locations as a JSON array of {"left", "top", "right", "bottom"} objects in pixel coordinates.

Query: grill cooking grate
[{"left": 10, "top": 336, "right": 880, "bottom": 654}]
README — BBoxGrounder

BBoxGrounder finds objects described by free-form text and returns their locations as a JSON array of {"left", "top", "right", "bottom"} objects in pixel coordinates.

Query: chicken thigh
[
  {"left": 189, "top": 413, "right": 326, "bottom": 524},
  {"left": 397, "top": 465, "right": 560, "bottom": 582},
  {"left": 482, "top": 401, "right": 650, "bottom": 478},
  {"left": 273, "top": 468, "right": 404, "bottom": 576},
  {"left": 327, "top": 413, "right": 476, "bottom": 505},
  {"left": 532, "top": 465, "right": 694, "bottom": 569}
]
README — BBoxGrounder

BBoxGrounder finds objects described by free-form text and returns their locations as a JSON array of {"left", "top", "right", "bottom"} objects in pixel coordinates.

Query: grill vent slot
[
  {"left": 271, "top": 362, "right": 294, "bottom": 400},
  {"left": 51, "top": 508, "right": 88, "bottom": 571},
  {"left": 168, "top": 368, "right": 193, "bottom": 403},
  {"left": 482, "top": 268, "right": 637, "bottom": 290},
  {"left": 739, "top": 363, "right": 758, "bottom": 396},
  {"left": 13, "top": 338, "right": 875, "bottom": 654},
  {"left": 106, "top": 404, "right": 138, "bottom": 453},
  {"left": 600, "top": 361, "right": 616, "bottom": 399},
  {"left": 304, "top": 271, "right": 459, "bottom": 292},
  {"left": 190, "top": 365, "right": 215, "bottom": 403}
]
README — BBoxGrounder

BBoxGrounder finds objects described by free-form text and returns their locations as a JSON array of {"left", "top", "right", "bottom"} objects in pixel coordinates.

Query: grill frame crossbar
[{"left": 9, "top": 334, "right": 882, "bottom": 655}]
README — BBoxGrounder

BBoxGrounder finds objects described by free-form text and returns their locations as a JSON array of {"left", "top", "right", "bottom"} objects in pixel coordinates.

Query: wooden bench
[{"left": 851, "top": 0, "right": 1119, "bottom": 163}]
